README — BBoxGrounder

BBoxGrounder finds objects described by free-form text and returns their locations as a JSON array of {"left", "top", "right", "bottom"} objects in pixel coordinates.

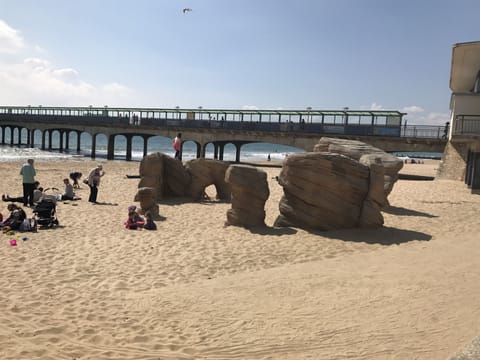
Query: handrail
[{"left": 0, "top": 106, "right": 448, "bottom": 140}]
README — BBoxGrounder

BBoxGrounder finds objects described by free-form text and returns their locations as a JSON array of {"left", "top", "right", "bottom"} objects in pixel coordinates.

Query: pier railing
[{"left": 0, "top": 105, "right": 447, "bottom": 140}]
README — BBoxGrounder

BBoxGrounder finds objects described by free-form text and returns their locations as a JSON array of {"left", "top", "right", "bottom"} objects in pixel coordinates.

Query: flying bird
[{"left": 183, "top": 8, "right": 192, "bottom": 13}]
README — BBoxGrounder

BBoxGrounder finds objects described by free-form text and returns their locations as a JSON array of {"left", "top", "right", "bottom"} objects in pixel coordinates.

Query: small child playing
[
  {"left": 125, "top": 205, "right": 145, "bottom": 230},
  {"left": 61, "top": 178, "right": 80, "bottom": 200},
  {"left": 143, "top": 211, "right": 157, "bottom": 230},
  {"left": 69, "top": 172, "right": 83, "bottom": 189}
]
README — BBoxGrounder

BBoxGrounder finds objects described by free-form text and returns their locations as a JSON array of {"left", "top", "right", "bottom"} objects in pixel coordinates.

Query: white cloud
[
  {"left": 34, "top": 44, "right": 47, "bottom": 54},
  {"left": 0, "top": 20, "right": 24, "bottom": 54},
  {"left": 405, "top": 112, "right": 450, "bottom": 126},
  {"left": 0, "top": 20, "right": 133, "bottom": 106},
  {"left": 0, "top": 57, "right": 134, "bottom": 106},
  {"left": 402, "top": 105, "right": 424, "bottom": 114},
  {"left": 242, "top": 105, "right": 259, "bottom": 110},
  {"left": 370, "top": 102, "right": 384, "bottom": 110}
]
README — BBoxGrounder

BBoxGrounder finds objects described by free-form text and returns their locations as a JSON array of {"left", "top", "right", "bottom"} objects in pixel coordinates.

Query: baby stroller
[
  {"left": 39, "top": 187, "right": 61, "bottom": 204},
  {"left": 33, "top": 197, "right": 59, "bottom": 228}
]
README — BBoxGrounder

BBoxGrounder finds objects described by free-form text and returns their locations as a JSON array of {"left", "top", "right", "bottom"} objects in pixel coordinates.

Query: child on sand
[
  {"left": 143, "top": 211, "right": 157, "bottom": 230},
  {"left": 61, "top": 178, "right": 80, "bottom": 201},
  {"left": 124, "top": 205, "right": 145, "bottom": 230},
  {"left": 69, "top": 172, "right": 82, "bottom": 189}
]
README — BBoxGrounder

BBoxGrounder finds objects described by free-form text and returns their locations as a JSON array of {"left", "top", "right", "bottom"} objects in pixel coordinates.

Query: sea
[{"left": 0, "top": 133, "right": 443, "bottom": 163}]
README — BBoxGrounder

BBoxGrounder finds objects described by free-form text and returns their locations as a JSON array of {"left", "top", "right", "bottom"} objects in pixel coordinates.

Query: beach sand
[{"left": 0, "top": 159, "right": 479, "bottom": 359}]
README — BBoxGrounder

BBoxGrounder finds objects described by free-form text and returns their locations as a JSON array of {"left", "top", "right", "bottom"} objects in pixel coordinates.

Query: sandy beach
[{"left": 0, "top": 158, "right": 479, "bottom": 359}]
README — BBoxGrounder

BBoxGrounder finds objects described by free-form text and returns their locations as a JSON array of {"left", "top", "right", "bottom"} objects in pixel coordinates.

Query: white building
[{"left": 438, "top": 41, "right": 480, "bottom": 189}]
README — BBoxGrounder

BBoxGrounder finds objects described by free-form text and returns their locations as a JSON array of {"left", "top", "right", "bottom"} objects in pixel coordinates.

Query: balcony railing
[{"left": 453, "top": 115, "right": 480, "bottom": 136}]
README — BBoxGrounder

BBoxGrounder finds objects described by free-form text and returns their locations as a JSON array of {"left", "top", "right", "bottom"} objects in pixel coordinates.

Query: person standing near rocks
[
  {"left": 20, "top": 158, "right": 36, "bottom": 207},
  {"left": 87, "top": 164, "right": 105, "bottom": 204},
  {"left": 173, "top": 133, "right": 182, "bottom": 160}
]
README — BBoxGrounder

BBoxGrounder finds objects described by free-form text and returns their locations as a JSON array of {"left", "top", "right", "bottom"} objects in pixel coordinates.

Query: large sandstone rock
[
  {"left": 225, "top": 165, "right": 269, "bottom": 227},
  {"left": 184, "top": 158, "right": 231, "bottom": 201},
  {"left": 274, "top": 152, "right": 383, "bottom": 230},
  {"left": 138, "top": 152, "right": 190, "bottom": 199},
  {"left": 314, "top": 137, "right": 403, "bottom": 203},
  {"left": 138, "top": 152, "right": 165, "bottom": 200},
  {"left": 163, "top": 156, "right": 191, "bottom": 197},
  {"left": 134, "top": 187, "right": 159, "bottom": 217},
  {"left": 137, "top": 153, "right": 232, "bottom": 203}
]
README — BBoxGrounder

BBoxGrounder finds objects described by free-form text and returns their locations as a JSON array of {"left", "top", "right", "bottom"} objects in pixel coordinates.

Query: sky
[{"left": 0, "top": 0, "right": 479, "bottom": 125}]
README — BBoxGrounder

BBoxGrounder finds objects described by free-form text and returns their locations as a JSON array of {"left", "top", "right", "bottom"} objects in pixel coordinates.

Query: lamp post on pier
[{"left": 306, "top": 106, "right": 312, "bottom": 123}]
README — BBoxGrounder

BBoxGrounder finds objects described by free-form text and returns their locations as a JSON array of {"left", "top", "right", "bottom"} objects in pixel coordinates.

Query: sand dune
[{"left": 0, "top": 159, "right": 479, "bottom": 359}]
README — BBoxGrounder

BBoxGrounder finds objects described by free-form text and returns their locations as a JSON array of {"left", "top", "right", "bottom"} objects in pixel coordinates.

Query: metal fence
[{"left": 453, "top": 115, "right": 480, "bottom": 135}]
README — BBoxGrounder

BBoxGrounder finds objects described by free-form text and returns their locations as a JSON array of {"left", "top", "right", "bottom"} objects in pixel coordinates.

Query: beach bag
[
  {"left": 20, "top": 218, "right": 36, "bottom": 232},
  {"left": 83, "top": 178, "right": 89, "bottom": 184}
]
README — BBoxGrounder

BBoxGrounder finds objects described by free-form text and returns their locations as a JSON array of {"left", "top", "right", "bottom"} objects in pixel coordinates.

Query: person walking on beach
[
  {"left": 173, "top": 133, "right": 182, "bottom": 160},
  {"left": 20, "top": 158, "right": 36, "bottom": 207},
  {"left": 87, "top": 164, "right": 105, "bottom": 204}
]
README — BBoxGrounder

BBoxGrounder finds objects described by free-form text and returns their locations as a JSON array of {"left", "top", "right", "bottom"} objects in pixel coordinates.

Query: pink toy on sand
[{"left": 10, "top": 239, "right": 17, "bottom": 246}]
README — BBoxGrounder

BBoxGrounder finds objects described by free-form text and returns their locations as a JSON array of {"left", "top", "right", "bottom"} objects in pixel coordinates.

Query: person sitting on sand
[
  {"left": 69, "top": 171, "right": 82, "bottom": 189},
  {"left": 3, "top": 181, "right": 42, "bottom": 204},
  {"left": 143, "top": 211, "right": 157, "bottom": 230},
  {"left": 125, "top": 205, "right": 145, "bottom": 230},
  {"left": 61, "top": 178, "right": 81, "bottom": 201},
  {"left": 125, "top": 211, "right": 145, "bottom": 230},
  {"left": 2, "top": 203, "right": 27, "bottom": 230}
]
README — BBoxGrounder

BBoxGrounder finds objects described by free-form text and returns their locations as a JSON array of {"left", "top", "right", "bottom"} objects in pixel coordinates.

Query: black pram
[{"left": 33, "top": 198, "right": 59, "bottom": 228}]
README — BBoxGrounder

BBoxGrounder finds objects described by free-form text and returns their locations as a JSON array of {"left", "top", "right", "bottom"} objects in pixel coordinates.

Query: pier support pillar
[
  {"left": 196, "top": 143, "right": 201, "bottom": 159},
  {"left": 28, "top": 129, "right": 34, "bottom": 147},
  {"left": 143, "top": 136, "right": 149, "bottom": 158},
  {"left": 235, "top": 143, "right": 241, "bottom": 163},
  {"left": 17, "top": 128, "right": 22, "bottom": 145},
  {"left": 48, "top": 131, "right": 53, "bottom": 150},
  {"left": 59, "top": 130, "right": 64, "bottom": 152},
  {"left": 65, "top": 131, "right": 70, "bottom": 150},
  {"left": 41, "top": 131, "right": 46, "bottom": 150},
  {"left": 76, "top": 131, "right": 81, "bottom": 152},
  {"left": 213, "top": 143, "right": 219, "bottom": 160},
  {"left": 200, "top": 143, "right": 206, "bottom": 158},
  {"left": 1, "top": 126, "right": 5, "bottom": 144},
  {"left": 126, "top": 135, "right": 132, "bottom": 161},
  {"left": 91, "top": 134, "right": 97, "bottom": 159},
  {"left": 107, "top": 134, "right": 115, "bottom": 160},
  {"left": 218, "top": 143, "right": 225, "bottom": 160},
  {"left": 10, "top": 128, "right": 15, "bottom": 145}
]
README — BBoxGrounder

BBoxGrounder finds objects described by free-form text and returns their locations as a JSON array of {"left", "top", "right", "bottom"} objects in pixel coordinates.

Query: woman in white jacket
[{"left": 87, "top": 164, "right": 105, "bottom": 203}]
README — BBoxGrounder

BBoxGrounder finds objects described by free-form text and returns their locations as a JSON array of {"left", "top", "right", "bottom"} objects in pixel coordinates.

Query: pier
[{"left": 0, "top": 105, "right": 447, "bottom": 161}]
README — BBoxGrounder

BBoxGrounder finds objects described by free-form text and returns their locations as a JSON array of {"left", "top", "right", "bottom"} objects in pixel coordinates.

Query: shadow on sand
[
  {"left": 237, "top": 224, "right": 430, "bottom": 244},
  {"left": 246, "top": 226, "right": 298, "bottom": 236},
  {"left": 319, "top": 226, "right": 432, "bottom": 245},
  {"left": 91, "top": 201, "right": 119, "bottom": 206},
  {"left": 382, "top": 205, "right": 438, "bottom": 218}
]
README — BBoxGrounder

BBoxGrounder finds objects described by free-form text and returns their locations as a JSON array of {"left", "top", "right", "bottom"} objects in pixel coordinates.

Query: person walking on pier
[
  {"left": 20, "top": 158, "right": 36, "bottom": 207},
  {"left": 87, "top": 164, "right": 105, "bottom": 204},
  {"left": 173, "top": 133, "right": 182, "bottom": 160}
]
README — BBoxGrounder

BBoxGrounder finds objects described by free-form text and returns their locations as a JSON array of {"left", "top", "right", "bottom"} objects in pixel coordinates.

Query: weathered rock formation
[
  {"left": 314, "top": 137, "right": 403, "bottom": 204},
  {"left": 134, "top": 187, "right": 159, "bottom": 217},
  {"left": 225, "top": 164, "right": 269, "bottom": 228},
  {"left": 274, "top": 152, "right": 384, "bottom": 230},
  {"left": 138, "top": 152, "right": 166, "bottom": 200},
  {"left": 135, "top": 153, "right": 231, "bottom": 213},
  {"left": 184, "top": 158, "right": 231, "bottom": 201},
  {"left": 164, "top": 155, "right": 191, "bottom": 197}
]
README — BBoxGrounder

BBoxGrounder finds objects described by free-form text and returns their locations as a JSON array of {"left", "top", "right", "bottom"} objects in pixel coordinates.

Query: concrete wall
[
  {"left": 451, "top": 94, "right": 480, "bottom": 116},
  {"left": 437, "top": 141, "right": 469, "bottom": 181}
]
